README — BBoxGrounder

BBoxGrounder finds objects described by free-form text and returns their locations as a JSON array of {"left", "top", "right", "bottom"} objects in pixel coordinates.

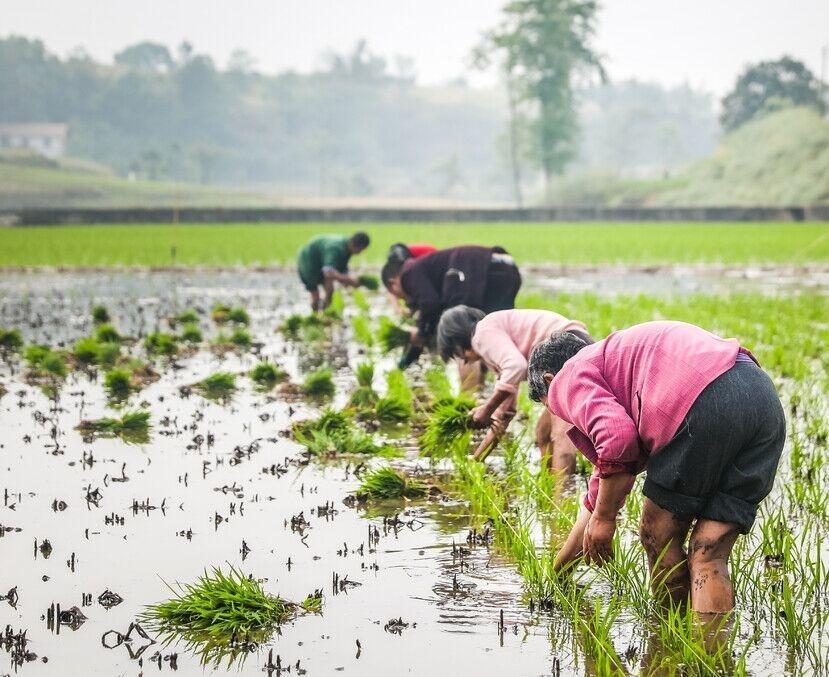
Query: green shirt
[{"left": 297, "top": 234, "right": 351, "bottom": 286}]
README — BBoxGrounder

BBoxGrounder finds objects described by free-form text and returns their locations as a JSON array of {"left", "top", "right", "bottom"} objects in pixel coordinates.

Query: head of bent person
[
  {"left": 527, "top": 330, "right": 594, "bottom": 402},
  {"left": 436, "top": 305, "right": 486, "bottom": 363},
  {"left": 381, "top": 257, "right": 406, "bottom": 299},
  {"left": 348, "top": 231, "right": 371, "bottom": 255}
]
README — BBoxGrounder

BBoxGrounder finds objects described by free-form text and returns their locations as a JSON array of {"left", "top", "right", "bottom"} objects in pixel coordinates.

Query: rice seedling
[
  {"left": 323, "top": 290, "right": 345, "bottom": 320},
  {"left": 292, "top": 408, "right": 396, "bottom": 458},
  {"left": 418, "top": 395, "right": 475, "bottom": 457},
  {"left": 91, "top": 304, "right": 110, "bottom": 324},
  {"left": 194, "top": 372, "right": 237, "bottom": 402},
  {"left": 180, "top": 323, "right": 203, "bottom": 344},
  {"left": 72, "top": 337, "right": 100, "bottom": 366},
  {"left": 358, "top": 274, "right": 380, "bottom": 290},
  {"left": 352, "top": 288, "right": 370, "bottom": 313},
  {"left": 141, "top": 566, "right": 296, "bottom": 667},
  {"left": 292, "top": 408, "right": 352, "bottom": 440},
  {"left": 351, "top": 314, "right": 374, "bottom": 347},
  {"left": 281, "top": 313, "right": 330, "bottom": 342},
  {"left": 249, "top": 362, "right": 286, "bottom": 389},
  {"left": 104, "top": 367, "right": 133, "bottom": 402},
  {"left": 227, "top": 307, "right": 250, "bottom": 325},
  {"left": 302, "top": 368, "right": 335, "bottom": 399},
  {"left": 280, "top": 314, "right": 305, "bottom": 336},
  {"left": 177, "top": 308, "right": 200, "bottom": 324},
  {"left": 424, "top": 365, "right": 453, "bottom": 402},
  {"left": 355, "top": 361, "right": 375, "bottom": 388},
  {"left": 145, "top": 332, "right": 178, "bottom": 357},
  {"left": 299, "top": 591, "right": 324, "bottom": 614},
  {"left": 211, "top": 303, "right": 231, "bottom": 324},
  {"left": 24, "top": 344, "right": 50, "bottom": 368},
  {"left": 94, "top": 323, "right": 120, "bottom": 343},
  {"left": 76, "top": 410, "right": 151, "bottom": 443},
  {"left": 348, "top": 386, "right": 378, "bottom": 411},
  {"left": 96, "top": 341, "right": 121, "bottom": 369},
  {"left": 355, "top": 467, "right": 426, "bottom": 500},
  {"left": 229, "top": 328, "right": 252, "bottom": 349},
  {"left": 0, "top": 328, "right": 23, "bottom": 357},
  {"left": 377, "top": 316, "right": 411, "bottom": 353},
  {"left": 40, "top": 351, "right": 67, "bottom": 380},
  {"left": 372, "top": 370, "right": 413, "bottom": 423}
]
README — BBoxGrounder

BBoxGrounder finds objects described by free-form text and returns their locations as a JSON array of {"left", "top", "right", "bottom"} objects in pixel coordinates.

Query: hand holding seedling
[
  {"left": 582, "top": 514, "right": 616, "bottom": 565},
  {"left": 469, "top": 404, "right": 492, "bottom": 429}
]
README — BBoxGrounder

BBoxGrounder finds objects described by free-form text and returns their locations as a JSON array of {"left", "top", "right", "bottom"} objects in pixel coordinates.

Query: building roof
[{"left": 0, "top": 123, "right": 68, "bottom": 138}]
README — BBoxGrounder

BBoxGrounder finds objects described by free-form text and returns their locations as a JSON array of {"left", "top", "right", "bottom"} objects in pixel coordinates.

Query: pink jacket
[
  {"left": 472, "top": 309, "right": 587, "bottom": 411},
  {"left": 546, "top": 321, "right": 755, "bottom": 511}
]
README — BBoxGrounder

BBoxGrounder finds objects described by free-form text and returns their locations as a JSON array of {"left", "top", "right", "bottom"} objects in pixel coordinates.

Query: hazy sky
[{"left": 3, "top": 0, "right": 827, "bottom": 96}]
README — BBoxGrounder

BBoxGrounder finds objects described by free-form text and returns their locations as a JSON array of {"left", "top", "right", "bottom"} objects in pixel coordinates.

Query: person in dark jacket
[{"left": 381, "top": 245, "right": 521, "bottom": 368}]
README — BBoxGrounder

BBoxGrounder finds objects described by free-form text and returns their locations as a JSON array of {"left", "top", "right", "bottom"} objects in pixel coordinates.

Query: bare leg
[
  {"left": 549, "top": 414, "right": 577, "bottom": 476},
  {"left": 309, "top": 289, "right": 321, "bottom": 313},
  {"left": 687, "top": 519, "right": 740, "bottom": 614},
  {"left": 321, "top": 279, "right": 335, "bottom": 310},
  {"left": 535, "top": 409, "right": 554, "bottom": 471},
  {"left": 639, "top": 498, "right": 693, "bottom": 606}
]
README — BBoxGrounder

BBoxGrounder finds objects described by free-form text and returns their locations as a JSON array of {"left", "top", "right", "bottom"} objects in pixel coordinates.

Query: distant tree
[
  {"left": 177, "top": 41, "right": 194, "bottom": 66},
  {"left": 227, "top": 49, "right": 257, "bottom": 75},
  {"left": 473, "top": 0, "right": 606, "bottom": 194},
  {"left": 720, "top": 56, "right": 826, "bottom": 132},
  {"left": 114, "top": 42, "right": 173, "bottom": 72},
  {"left": 324, "top": 40, "right": 387, "bottom": 81}
]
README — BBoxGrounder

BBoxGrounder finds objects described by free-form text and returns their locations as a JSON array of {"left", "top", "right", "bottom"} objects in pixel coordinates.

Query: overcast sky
[{"left": 3, "top": 0, "right": 827, "bottom": 96}]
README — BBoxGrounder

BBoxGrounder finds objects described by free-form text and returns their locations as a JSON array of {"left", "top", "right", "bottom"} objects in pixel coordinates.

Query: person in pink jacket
[
  {"left": 436, "top": 306, "right": 591, "bottom": 473},
  {"left": 527, "top": 321, "right": 785, "bottom": 614}
]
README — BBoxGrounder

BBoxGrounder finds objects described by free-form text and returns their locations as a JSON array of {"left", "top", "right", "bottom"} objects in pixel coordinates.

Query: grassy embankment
[{"left": 0, "top": 222, "right": 827, "bottom": 267}]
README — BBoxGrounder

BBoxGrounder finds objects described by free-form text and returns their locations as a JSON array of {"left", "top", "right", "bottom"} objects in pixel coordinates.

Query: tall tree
[
  {"left": 114, "top": 42, "right": 173, "bottom": 72},
  {"left": 473, "top": 0, "right": 606, "bottom": 195},
  {"left": 720, "top": 56, "right": 826, "bottom": 132}
]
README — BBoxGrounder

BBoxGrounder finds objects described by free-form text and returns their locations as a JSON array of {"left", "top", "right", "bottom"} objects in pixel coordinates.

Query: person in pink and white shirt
[
  {"left": 528, "top": 320, "right": 785, "bottom": 614},
  {"left": 436, "top": 306, "right": 591, "bottom": 473}
]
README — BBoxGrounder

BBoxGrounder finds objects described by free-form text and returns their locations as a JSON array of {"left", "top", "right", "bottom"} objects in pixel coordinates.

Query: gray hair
[
  {"left": 527, "top": 330, "right": 594, "bottom": 401},
  {"left": 436, "top": 305, "right": 486, "bottom": 361}
]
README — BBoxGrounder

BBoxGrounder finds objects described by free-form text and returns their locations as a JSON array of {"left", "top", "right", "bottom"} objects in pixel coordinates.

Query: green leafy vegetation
[
  {"left": 76, "top": 410, "right": 150, "bottom": 443},
  {"left": 103, "top": 367, "right": 133, "bottom": 402},
  {"left": 94, "top": 323, "right": 120, "bottom": 343},
  {"left": 229, "top": 328, "right": 252, "bottom": 349},
  {"left": 72, "top": 337, "right": 100, "bottom": 365},
  {"left": 0, "top": 328, "right": 23, "bottom": 356},
  {"left": 228, "top": 307, "right": 250, "bottom": 325},
  {"left": 249, "top": 362, "right": 286, "bottom": 389},
  {"left": 194, "top": 372, "right": 237, "bottom": 402},
  {"left": 91, "top": 304, "right": 110, "bottom": 324},
  {"left": 177, "top": 308, "right": 200, "bottom": 324},
  {"left": 377, "top": 316, "right": 411, "bottom": 353},
  {"left": 419, "top": 395, "right": 475, "bottom": 457},
  {"left": 145, "top": 331, "right": 178, "bottom": 357},
  {"left": 355, "top": 467, "right": 426, "bottom": 500},
  {"left": 358, "top": 274, "right": 380, "bottom": 290},
  {"left": 302, "top": 368, "right": 335, "bottom": 399},
  {"left": 292, "top": 408, "right": 396, "bottom": 458},
  {"left": 179, "top": 323, "right": 203, "bottom": 344}
]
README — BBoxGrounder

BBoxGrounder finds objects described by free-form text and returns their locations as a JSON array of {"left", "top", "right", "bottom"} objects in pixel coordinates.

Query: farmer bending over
[
  {"left": 381, "top": 245, "right": 521, "bottom": 370},
  {"left": 437, "top": 306, "right": 590, "bottom": 473},
  {"left": 297, "top": 232, "right": 370, "bottom": 312},
  {"left": 527, "top": 320, "right": 785, "bottom": 614},
  {"left": 385, "top": 242, "right": 438, "bottom": 311}
]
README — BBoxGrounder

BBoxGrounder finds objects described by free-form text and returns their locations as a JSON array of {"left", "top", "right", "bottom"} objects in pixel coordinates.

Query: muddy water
[{"left": 0, "top": 271, "right": 562, "bottom": 676}]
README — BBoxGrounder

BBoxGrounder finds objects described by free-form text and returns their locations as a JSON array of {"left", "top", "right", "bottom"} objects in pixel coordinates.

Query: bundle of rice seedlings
[
  {"left": 357, "top": 274, "right": 380, "bottom": 291},
  {"left": 96, "top": 342, "right": 121, "bottom": 369},
  {"left": 348, "top": 386, "right": 378, "bottom": 411},
  {"left": 377, "top": 317, "right": 411, "bottom": 353},
  {"left": 0, "top": 328, "right": 23, "bottom": 356},
  {"left": 292, "top": 408, "right": 351, "bottom": 440},
  {"left": 73, "top": 337, "right": 100, "bottom": 366},
  {"left": 302, "top": 368, "right": 335, "bottom": 399},
  {"left": 211, "top": 303, "right": 231, "bottom": 324},
  {"left": 355, "top": 361, "right": 375, "bottom": 388},
  {"left": 425, "top": 365, "right": 453, "bottom": 402},
  {"left": 180, "top": 323, "right": 203, "bottom": 344},
  {"left": 91, "top": 305, "right": 110, "bottom": 324},
  {"left": 292, "top": 409, "right": 395, "bottom": 457},
  {"left": 280, "top": 314, "right": 305, "bottom": 336},
  {"left": 24, "top": 344, "right": 50, "bottom": 368},
  {"left": 249, "top": 362, "right": 286, "bottom": 389},
  {"left": 141, "top": 566, "right": 296, "bottom": 666},
  {"left": 145, "top": 332, "right": 178, "bottom": 357},
  {"left": 228, "top": 307, "right": 250, "bottom": 325},
  {"left": 351, "top": 315, "right": 374, "bottom": 347},
  {"left": 355, "top": 467, "right": 426, "bottom": 500},
  {"left": 195, "top": 372, "right": 237, "bottom": 402},
  {"left": 418, "top": 395, "right": 475, "bottom": 457},
  {"left": 351, "top": 289, "right": 370, "bottom": 313},
  {"left": 77, "top": 410, "right": 151, "bottom": 443},
  {"left": 300, "top": 591, "right": 323, "bottom": 614},
  {"left": 374, "top": 396, "right": 412, "bottom": 423},
  {"left": 95, "top": 324, "right": 120, "bottom": 344},
  {"left": 25, "top": 345, "right": 67, "bottom": 380},
  {"left": 104, "top": 367, "right": 133, "bottom": 402},
  {"left": 229, "top": 328, "right": 252, "bottom": 349},
  {"left": 323, "top": 290, "right": 345, "bottom": 320},
  {"left": 177, "top": 308, "right": 200, "bottom": 325}
]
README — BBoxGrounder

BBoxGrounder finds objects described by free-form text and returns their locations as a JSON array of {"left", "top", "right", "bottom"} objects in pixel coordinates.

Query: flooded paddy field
[{"left": 0, "top": 269, "right": 827, "bottom": 676}]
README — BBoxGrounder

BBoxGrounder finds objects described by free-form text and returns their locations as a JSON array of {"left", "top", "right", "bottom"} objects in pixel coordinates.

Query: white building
[{"left": 0, "top": 123, "right": 69, "bottom": 159}]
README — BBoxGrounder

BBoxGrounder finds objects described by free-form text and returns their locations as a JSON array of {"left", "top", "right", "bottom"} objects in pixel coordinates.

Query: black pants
[
  {"left": 482, "top": 261, "right": 522, "bottom": 312},
  {"left": 644, "top": 360, "right": 786, "bottom": 533}
]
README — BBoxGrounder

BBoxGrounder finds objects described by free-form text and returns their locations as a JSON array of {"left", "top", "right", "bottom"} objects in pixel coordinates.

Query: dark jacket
[{"left": 400, "top": 245, "right": 499, "bottom": 337}]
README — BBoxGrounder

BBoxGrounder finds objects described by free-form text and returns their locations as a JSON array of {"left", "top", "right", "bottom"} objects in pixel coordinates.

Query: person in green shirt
[{"left": 297, "top": 232, "right": 370, "bottom": 311}]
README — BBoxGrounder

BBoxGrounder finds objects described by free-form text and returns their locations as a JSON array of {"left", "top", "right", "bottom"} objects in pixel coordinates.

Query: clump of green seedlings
[
  {"left": 249, "top": 362, "right": 287, "bottom": 389},
  {"left": 24, "top": 345, "right": 67, "bottom": 381},
  {"left": 358, "top": 274, "right": 380, "bottom": 290},
  {"left": 91, "top": 304, "right": 110, "bottom": 324},
  {"left": 229, "top": 328, "right": 251, "bottom": 349},
  {"left": 355, "top": 467, "right": 426, "bottom": 500},
  {"left": 351, "top": 289, "right": 370, "bottom": 313},
  {"left": 211, "top": 303, "right": 231, "bottom": 324},
  {"left": 72, "top": 337, "right": 122, "bottom": 368},
  {"left": 299, "top": 590, "right": 324, "bottom": 614},
  {"left": 418, "top": 395, "right": 475, "bottom": 457},
  {"left": 104, "top": 367, "right": 133, "bottom": 402},
  {"left": 351, "top": 315, "right": 374, "bottom": 347},
  {"left": 145, "top": 332, "right": 178, "bottom": 357},
  {"left": 141, "top": 566, "right": 301, "bottom": 667},
  {"left": 76, "top": 410, "right": 151, "bottom": 443},
  {"left": 302, "top": 368, "right": 335, "bottom": 399},
  {"left": 179, "top": 323, "right": 203, "bottom": 344},
  {"left": 94, "top": 323, "right": 120, "bottom": 344},
  {"left": 292, "top": 408, "right": 396, "bottom": 458},
  {"left": 348, "top": 361, "right": 378, "bottom": 410},
  {"left": 377, "top": 316, "right": 411, "bottom": 353},
  {"left": 227, "top": 307, "right": 250, "bottom": 325},
  {"left": 280, "top": 313, "right": 330, "bottom": 342},
  {"left": 194, "top": 372, "right": 237, "bottom": 402},
  {"left": 177, "top": 308, "right": 200, "bottom": 324},
  {"left": 0, "top": 328, "right": 23, "bottom": 358},
  {"left": 373, "top": 369, "right": 413, "bottom": 423}
]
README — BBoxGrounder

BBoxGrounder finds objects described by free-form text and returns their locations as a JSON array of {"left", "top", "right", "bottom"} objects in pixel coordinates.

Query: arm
[
  {"left": 322, "top": 267, "right": 358, "bottom": 287},
  {"left": 582, "top": 472, "right": 636, "bottom": 565},
  {"left": 553, "top": 503, "right": 591, "bottom": 573},
  {"left": 469, "top": 328, "right": 526, "bottom": 428}
]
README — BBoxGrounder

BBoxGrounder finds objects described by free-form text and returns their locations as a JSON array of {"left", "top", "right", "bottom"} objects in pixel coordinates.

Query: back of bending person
[
  {"left": 527, "top": 321, "right": 785, "bottom": 614},
  {"left": 436, "top": 306, "right": 590, "bottom": 474},
  {"left": 381, "top": 245, "right": 521, "bottom": 369},
  {"left": 297, "top": 232, "right": 370, "bottom": 312}
]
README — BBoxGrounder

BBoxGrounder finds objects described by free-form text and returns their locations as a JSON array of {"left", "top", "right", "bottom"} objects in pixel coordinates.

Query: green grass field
[{"left": 0, "top": 222, "right": 827, "bottom": 267}]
